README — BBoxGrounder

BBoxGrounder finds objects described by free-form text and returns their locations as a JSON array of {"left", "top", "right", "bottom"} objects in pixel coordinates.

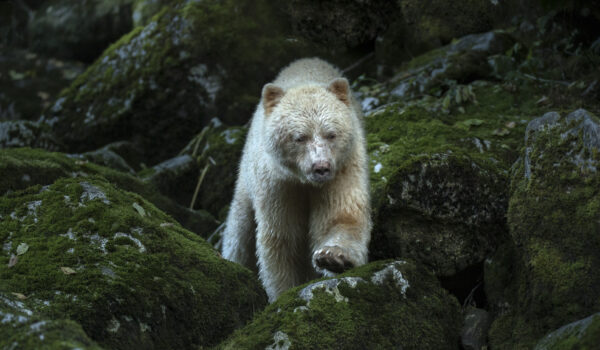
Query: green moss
[
  {"left": 0, "top": 176, "right": 267, "bottom": 349},
  {"left": 489, "top": 110, "right": 600, "bottom": 349},
  {"left": 218, "top": 260, "right": 461, "bottom": 349},
  {"left": 44, "top": 0, "right": 324, "bottom": 164},
  {"left": 365, "top": 97, "right": 513, "bottom": 275},
  {"left": 0, "top": 148, "right": 217, "bottom": 237},
  {"left": 0, "top": 292, "right": 103, "bottom": 349}
]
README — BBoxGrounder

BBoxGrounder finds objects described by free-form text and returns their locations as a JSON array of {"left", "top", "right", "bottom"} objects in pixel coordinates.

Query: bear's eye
[
  {"left": 295, "top": 135, "right": 308, "bottom": 143},
  {"left": 326, "top": 133, "right": 336, "bottom": 140}
]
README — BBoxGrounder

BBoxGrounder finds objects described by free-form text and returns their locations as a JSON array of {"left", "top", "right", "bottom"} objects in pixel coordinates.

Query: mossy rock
[
  {"left": 0, "top": 176, "right": 267, "bottom": 349},
  {"left": 42, "top": 0, "right": 324, "bottom": 165},
  {"left": 0, "top": 49, "right": 84, "bottom": 121},
  {"left": 365, "top": 99, "right": 515, "bottom": 276},
  {"left": 0, "top": 292, "right": 103, "bottom": 349},
  {"left": 81, "top": 141, "right": 145, "bottom": 174},
  {"left": 132, "top": 0, "right": 176, "bottom": 27},
  {"left": 0, "top": 120, "right": 61, "bottom": 150},
  {"left": 375, "top": 2, "right": 516, "bottom": 68},
  {"left": 533, "top": 312, "right": 600, "bottom": 350},
  {"left": 29, "top": 0, "right": 134, "bottom": 62},
  {"left": 386, "top": 31, "right": 520, "bottom": 101},
  {"left": 218, "top": 260, "right": 461, "bottom": 350},
  {"left": 0, "top": 148, "right": 217, "bottom": 236},
  {"left": 489, "top": 109, "right": 600, "bottom": 349}
]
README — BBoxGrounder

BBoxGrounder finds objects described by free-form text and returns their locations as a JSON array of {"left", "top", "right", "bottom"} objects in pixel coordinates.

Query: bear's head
[{"left": 262, "top": 78, "right": 356, "bottom": 185}]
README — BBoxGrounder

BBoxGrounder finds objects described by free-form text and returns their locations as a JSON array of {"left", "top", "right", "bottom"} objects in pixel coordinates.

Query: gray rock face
[
  {"left": 461, "top": 307, "right": 492, "bottom": 350},
  {"left": 0, "top": 120, "right": 60, "bottom": 150},
  {"left": 534, "top": 312, "right": 600, "bottom": 350},
  {"left": 389, "top": 31, "right": 519, "bottom": 100},
  {"left": 522, "top": 109, "right": 600, "bottom": 179}
]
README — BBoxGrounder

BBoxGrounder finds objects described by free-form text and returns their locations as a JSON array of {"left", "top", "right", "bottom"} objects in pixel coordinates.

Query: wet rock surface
[
  {"left": 0, "top": 176, "right": 266, "bottom": 349},
  {"left": 219, "top": 260, "right": 461, "bottom": 350}
]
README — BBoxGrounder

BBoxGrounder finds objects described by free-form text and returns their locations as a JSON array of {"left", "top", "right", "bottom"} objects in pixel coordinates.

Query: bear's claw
[{"left": 314, "top": 246, "right": 354, "bottom": 273}]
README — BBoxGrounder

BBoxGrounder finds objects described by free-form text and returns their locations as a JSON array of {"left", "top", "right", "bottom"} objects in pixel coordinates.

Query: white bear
[{"left": 222, "top": 58, "right": 371, "bottom": 302}]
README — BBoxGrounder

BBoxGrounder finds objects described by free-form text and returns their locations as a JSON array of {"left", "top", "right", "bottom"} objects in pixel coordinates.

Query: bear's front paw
[{"left": 313, "top": 246, "right": 354, "bottom": 274}]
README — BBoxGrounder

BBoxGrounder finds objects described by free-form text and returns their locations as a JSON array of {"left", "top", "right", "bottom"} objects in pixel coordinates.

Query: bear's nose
[{"left": 312, "top": 161, "right": 331, "bottom": 177}]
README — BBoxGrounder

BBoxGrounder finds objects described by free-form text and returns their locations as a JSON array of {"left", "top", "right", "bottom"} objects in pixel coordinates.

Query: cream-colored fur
[{"left": 222, "top": 58, "right": 371, "bottom": 302}]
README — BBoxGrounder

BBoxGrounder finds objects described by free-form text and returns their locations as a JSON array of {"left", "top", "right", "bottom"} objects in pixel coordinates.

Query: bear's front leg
[
  {"left": 255, "top": 190, "right": 311, "bottom": 302},
  {"left": 309, "top": 174, "right": 371, "bottom": 277}
]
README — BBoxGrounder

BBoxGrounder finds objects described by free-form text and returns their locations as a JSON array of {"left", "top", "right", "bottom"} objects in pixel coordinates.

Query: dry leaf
[
  {"left": 8, "top": 254, "right": 18, "bottom": 268},
  {"left": 37, "top": 91, "right": 50, "bottom": 100},
  {"left": 11, "top": 292, "right": 27, "bottom": 300},
  {"left": 16, "top": 243, "right": 29, "bottom": 256},
  {"left": 132, "top": 202, "right": 146, "bottom": 217},
  {"left": 60, "top": 267, "right": 76, "bottom": 275}
]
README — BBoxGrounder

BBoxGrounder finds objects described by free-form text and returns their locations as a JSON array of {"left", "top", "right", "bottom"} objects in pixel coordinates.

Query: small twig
[
  {"left": 522, "top": 73, "right": 570, "bottom": 87},
  {"left": 191, "top": 126, "right": 209, "bottom": 157},
  {"left": 342, "top": 52, "right": 375, "bottom": 74},
  {"left": 178, "top": 126, "right": 208, "bottom": 156},
  {"left": 462, "top": 281, "right": 482, "bottom": 309},
  {"left": 207, "top": 222, "right": 225, "bottom": 248},
  {"left": 189, "top": 163, "right": 209, "bottom": 209}
]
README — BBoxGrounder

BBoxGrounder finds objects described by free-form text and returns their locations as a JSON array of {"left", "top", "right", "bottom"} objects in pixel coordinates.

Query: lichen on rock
[
  {"left": 488, "top": 109, "right": 600, "bottom": 349},
  {"left": 0, "top": 176, "right": 267, "bottom": 349},
  {"left": 42, "top": 0, "right": 322, "bottom": 165},
  {"left": 218, "top": 260, "right": 461, "bottom": 350}
]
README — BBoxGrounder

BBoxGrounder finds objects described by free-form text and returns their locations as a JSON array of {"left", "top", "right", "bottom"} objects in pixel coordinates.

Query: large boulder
[
  {"left": 42, "top": 0, "right": 324, "bottom": 165},
  {"left": 488, "top": 109, "right": 600, "bottom": 349},
  {"left": 360, "top": 29, "right": 554, "bottom": 277},
  {"left": 0, "top": 176, "right": 267, "bottom": 349},
  {"left": 366, "top": 100, "right": 514, "bottom": 276},
  {"left": 219, "top": 260, "right": 461, "bottom": 349},
  {"left": 29, "top": 0, "right": 134, "bottom": 62}
]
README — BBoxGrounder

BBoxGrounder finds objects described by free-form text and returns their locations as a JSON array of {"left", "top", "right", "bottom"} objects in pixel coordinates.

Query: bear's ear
[
  {"left": 262, "top": 83, "right": 285, "bottom": 115},
  {"left": 327, "top": 78, "right": 350, "bottom": 106}
]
